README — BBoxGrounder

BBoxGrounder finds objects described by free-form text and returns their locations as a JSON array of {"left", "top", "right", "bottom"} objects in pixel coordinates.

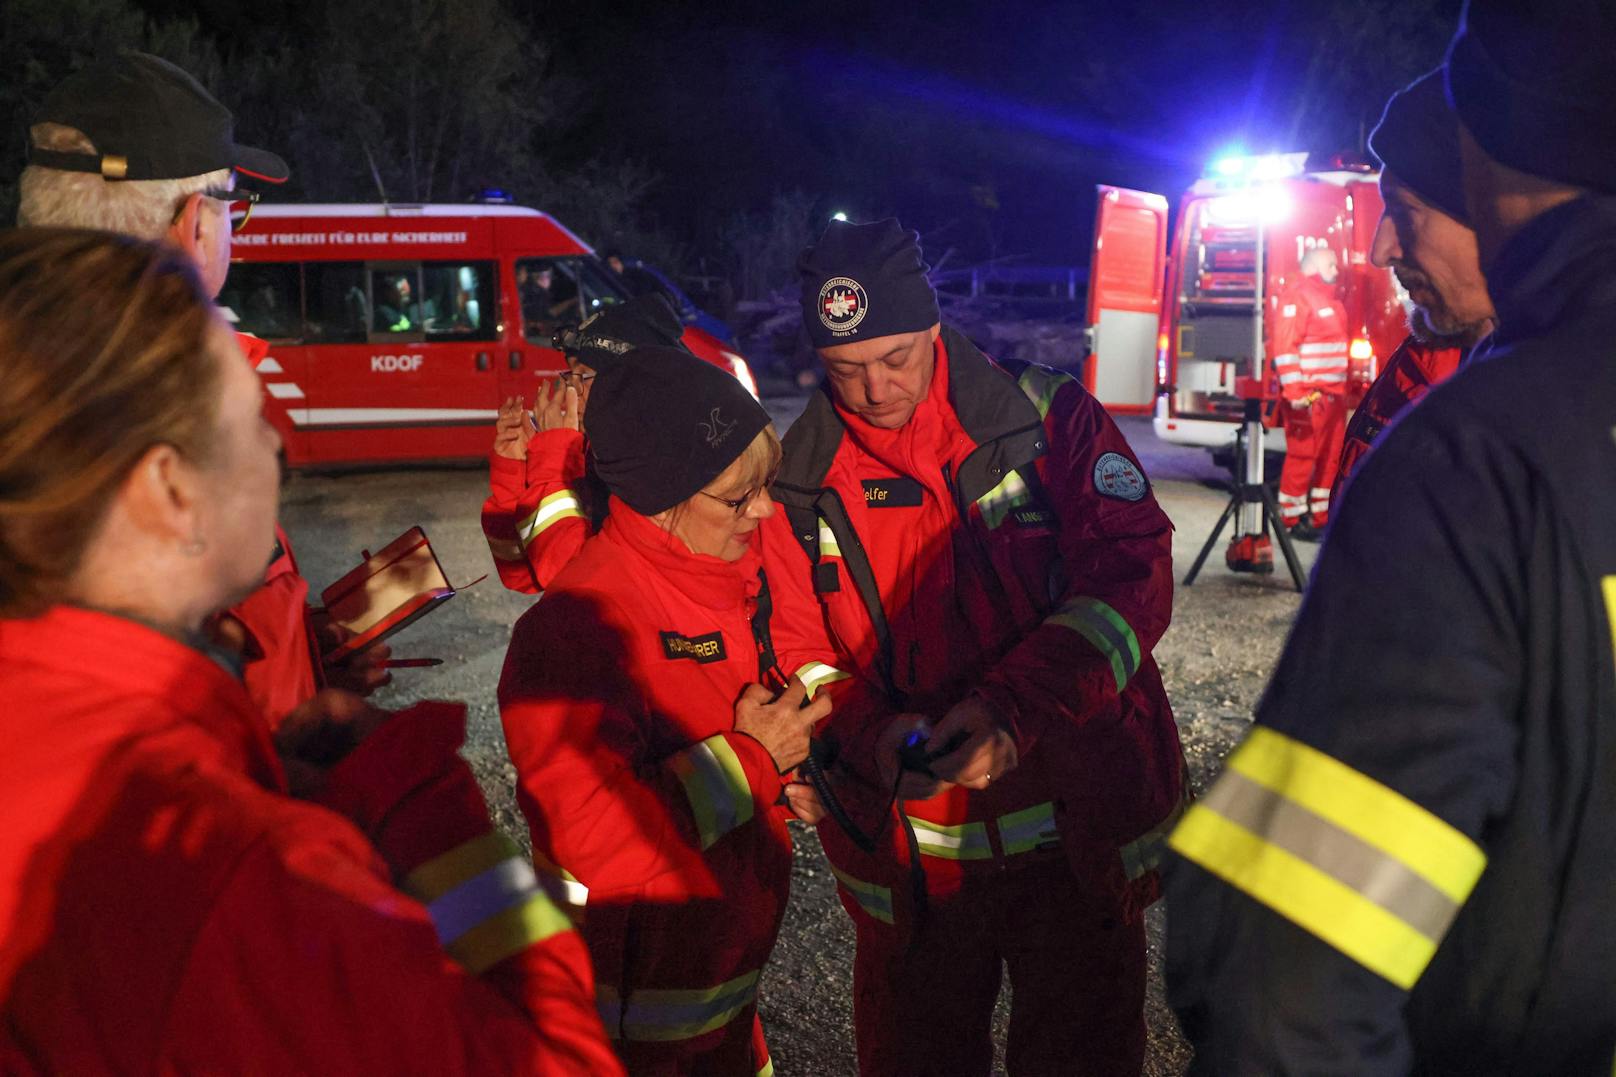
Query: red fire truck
[
  {"left": 1084, "top": 153, "right": 1404, "bottom": 452},
  {"left": 223, "top": 203, "right": 759, "bottom": 467}
]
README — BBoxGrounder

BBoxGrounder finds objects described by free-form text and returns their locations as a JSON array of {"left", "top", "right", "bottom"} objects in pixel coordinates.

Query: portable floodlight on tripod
[
  {"left": 1182, "top": 376, "right": 1305, "bottom": 592},
  {"left": 1182, "top": 210, "right": 1304, "bottom": 592}
]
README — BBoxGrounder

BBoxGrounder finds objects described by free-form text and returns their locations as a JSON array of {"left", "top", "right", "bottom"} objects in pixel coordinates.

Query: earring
[{"left": 183, "top": 535, "right": 207, "bottom": 556}]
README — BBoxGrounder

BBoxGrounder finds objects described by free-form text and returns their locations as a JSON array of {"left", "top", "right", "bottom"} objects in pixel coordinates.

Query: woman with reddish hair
[{"left": 0, "top": 228, "right": 620, "bottom": 1075}]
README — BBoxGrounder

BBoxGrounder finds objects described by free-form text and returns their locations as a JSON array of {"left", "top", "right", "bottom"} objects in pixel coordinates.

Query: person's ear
[
  {"left": 166, "top": 193, "right": 206, "bottom": 262},
  {"left": 929, "top": 323, "right": 941, "bottom": 342},
  {"left": 119, "top": 443, "right": 206, "bottom": 551}
]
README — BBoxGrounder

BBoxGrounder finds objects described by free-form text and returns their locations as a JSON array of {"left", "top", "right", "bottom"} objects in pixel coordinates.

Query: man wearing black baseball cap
[
  {"left": 1165, "top": 2, "right": 1616, "bottom": 1071},
  {"left": 483, "top": 294, "right": 691, "bottom": 593},
  {"left": 15, "top": 52, "right": 385, "bottom": 728},
  {"left": 1332, "top": 67, "right": 1498, "bottom": 499},
  {"left": 763, "top": 218, "right": 1185, "bottom": 1073},
  {"left": 20, "top": 51, "right": 287, "bottom": 298}
]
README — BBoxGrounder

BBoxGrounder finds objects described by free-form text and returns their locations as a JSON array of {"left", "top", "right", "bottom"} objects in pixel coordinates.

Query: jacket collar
[
  {"left": 0, "top": 605, "right": 284, "bottom": 789},
  {"left": 602, "top": 496, "right": 762, "bottom": 612},
  {"left": 1485, "top": 194, "right": 1616, "bottom": 347},
  {"left": 778, "top": 325, "right": 1043, "bottom": 498}
]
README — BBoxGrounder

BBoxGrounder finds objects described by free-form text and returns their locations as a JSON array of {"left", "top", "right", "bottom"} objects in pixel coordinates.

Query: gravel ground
[{"left": 280, "top": 407, "right": 1318, "bottom": 1076}]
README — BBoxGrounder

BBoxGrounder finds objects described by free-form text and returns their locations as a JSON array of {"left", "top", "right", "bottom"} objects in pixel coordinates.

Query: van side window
[
  {"left": 516, "top": 256, "right": 629, "bottom": 343},
  {"left": 220, "top": 263, "right": 301, "bottom": 341},
  {"left": 421, "top": 261, "right": 498, "bottom": 341},
  {"left": 305, "top": 263, "right": 370, "bottom": 344},
  {"left": 369, "top": 265, "right": 427, "bottom": 339}
]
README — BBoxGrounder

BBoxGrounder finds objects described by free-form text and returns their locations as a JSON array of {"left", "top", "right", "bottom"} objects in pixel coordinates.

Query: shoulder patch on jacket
[
  {"left": 659, "top": 630, "right": 727, "bottom": 664},
  {"left": 1093, "top": 452, "right": 1148, "bottom": 502}
]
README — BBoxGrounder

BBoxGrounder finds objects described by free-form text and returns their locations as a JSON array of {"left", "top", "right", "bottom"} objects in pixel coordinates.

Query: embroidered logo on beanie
[
  {"left": 818, "top": 276, "right": 870, "bottom": 335},
  {"left": 698, "top": 407, "right": 737, "bottom": 448}
]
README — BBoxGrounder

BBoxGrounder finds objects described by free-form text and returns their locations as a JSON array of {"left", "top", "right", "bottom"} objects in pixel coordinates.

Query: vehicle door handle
[
  {"left": 509, "top": 350, "right": 522, "bottom": 371},
  {"left": 476, "top": 351, "right": 491, "bottom": 371}
]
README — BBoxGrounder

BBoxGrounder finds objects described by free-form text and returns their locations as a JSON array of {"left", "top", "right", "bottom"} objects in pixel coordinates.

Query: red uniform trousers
[
  {"left": 1279, "top": 392, "right": 1347, "bottom": 528},
  {"left": 850, "top": 857, "right": 1145, "bottom": 1077}
]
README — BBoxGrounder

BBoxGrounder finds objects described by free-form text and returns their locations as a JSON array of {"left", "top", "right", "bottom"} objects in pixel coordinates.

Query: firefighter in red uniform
[
  {"left": 763, "top": 219, "right": 1186, "bottom": 1075},
  {"left": 499, "top": 346, "right": 835, "bottom": 1075},
  {"left": 1333, "top": 70, "right": 1497, "bottom": 503},
  {"left": 483, "top": 295, "right": 688, "bottom": 592},
  {"left": 18, "top": 51, "right": 388, "bottom": 723},
  {"left": 0, "top": 230, "right": 621, "bottom": 1074},
  {"left": 1268, "top": 247, "right": 1350, "bottom": 540}
]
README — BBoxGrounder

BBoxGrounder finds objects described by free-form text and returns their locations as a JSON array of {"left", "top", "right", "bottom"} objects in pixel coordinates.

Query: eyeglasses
[
  {"left": 698, "top": 469, "right": 779, "bottom": 517},
  {"left": 207, "top": 186, "right": 260, "bottom": 234},
  {"left": 175, "top": 185, "right": 260, "bottom": 234},
  {"left": 558, "top": 367, "right": 597, "bottom": 385}
]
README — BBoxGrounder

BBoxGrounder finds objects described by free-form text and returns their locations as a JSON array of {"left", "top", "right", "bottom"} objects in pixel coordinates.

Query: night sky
[{"left": 130, "top": 0, "right": 1462, "bottom": 265}]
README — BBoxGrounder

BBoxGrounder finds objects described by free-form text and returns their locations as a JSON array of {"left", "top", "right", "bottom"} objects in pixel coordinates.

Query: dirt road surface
[{"left": 280, "top": 407, "right": 1318, "bottom": 1076}]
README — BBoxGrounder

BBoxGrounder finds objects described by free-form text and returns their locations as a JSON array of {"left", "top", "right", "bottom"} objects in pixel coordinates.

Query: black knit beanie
[
  {"left": 584, "top": 345, "right": 770, "bottom": 515},
  {"left": 563, "top": 294, "right": 687, "bottom": 373},
  {"left": 798, "top": 218, "right": 940, "bottom": 349},
  {"left": 1369, "top": 69, "right": 1470, "bottom": 225},
  {"left": 1446, "top": 0, "right": 1616, "bottom": 192}
]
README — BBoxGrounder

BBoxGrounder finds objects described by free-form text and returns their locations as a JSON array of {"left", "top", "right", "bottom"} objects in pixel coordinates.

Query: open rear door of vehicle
[{"left": 1085, "top": 186, "right": 1167, "bottom": 414}]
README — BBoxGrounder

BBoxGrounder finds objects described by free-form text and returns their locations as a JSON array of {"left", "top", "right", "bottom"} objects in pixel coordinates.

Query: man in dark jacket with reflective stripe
[
  {"left": 1166, "top": 2, "right": 1616, "bottom": 1071},
  {"left": 763, "top": 218, "right": 1186, "bottom": 1075}
]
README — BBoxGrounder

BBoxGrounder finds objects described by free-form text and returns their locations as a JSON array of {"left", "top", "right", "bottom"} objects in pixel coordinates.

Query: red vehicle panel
[{"left": 224, "top": 205, "right": 757, "bottom": 467}]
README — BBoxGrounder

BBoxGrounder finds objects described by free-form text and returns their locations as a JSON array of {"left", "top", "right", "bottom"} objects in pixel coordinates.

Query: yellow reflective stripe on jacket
[
  {"left": 997, "top": 802, "right": 1059, "bottom": 855},
  {"left": 793, "top": 660, "right": 851, "bottom": 701},
  {"left": 516, "top": 489, "right": 584, "bottom": 548},
  {"left": 597, "top": 968, "right": 762, "bottom": 1042},
  {"left": 829, "top": 864, "right": 895, "bottom": 924},
  {"left": 1603, "top": 576, "right": 1616, "bottom": 665},
  {"left": 907, "top": 816, "right": 993, "bottom": 860},
  {"left": 532, "top": 847, "right": 589, "bottom": 910},
  {"left": 1121, "top": 795, "right": 1188, "bottom": 880},
  {"left": 975, "top": 469, "right": 1033, "bottom": 530},
  {"left": 817, "top": 517, "right": 842, "bottom": 558},
  {"left": 1016, "top": 365, "right": 1075, "bottom": 421},
  {"left": 1168, "top": 726, "right": 1487, "bottom": 990},
  {"left": 403, "top": 831, "right": 573, "bottom": 974},
  {"left": 756, "top": 1060, "right": 774, "bottom": 1077},
  {"left": 1046, "top": 596, "right": 1141, "bottom": 692},
  {"left": 671, "top": 735, "right": 755, "bottom": 850}
]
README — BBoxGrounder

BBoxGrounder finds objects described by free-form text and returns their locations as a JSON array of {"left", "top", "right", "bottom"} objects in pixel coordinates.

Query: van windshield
[{"left": 517, "top": 256, "right": 628, "bottom": 342}]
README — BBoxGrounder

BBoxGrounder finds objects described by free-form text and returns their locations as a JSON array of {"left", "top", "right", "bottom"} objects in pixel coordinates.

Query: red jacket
[
  {"left": 1333, "top": 335, "right": 1464, "bottom": 505},
  {"left": 232, "top": 331, "right": 319, "bottom": 722},
  {"left": 0, "top": 606, "right": 621, "bottom": 1076},
  {"left": 765, "top": 328, "right": 1186, "bottom": 923},
  {"left": 1270, "top": 275, "right": 1351, "bottom": 401},
  {"left": 499, "top": 503, "right": 829, "bottom": 1058},
  {"left": 482, "top": 430, "right": 595, "bottom": 594}
]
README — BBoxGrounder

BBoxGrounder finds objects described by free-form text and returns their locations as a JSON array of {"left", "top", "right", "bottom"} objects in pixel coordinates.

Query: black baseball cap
[{"left": 27, "top": 52, "right": 288, "bottom": 184}]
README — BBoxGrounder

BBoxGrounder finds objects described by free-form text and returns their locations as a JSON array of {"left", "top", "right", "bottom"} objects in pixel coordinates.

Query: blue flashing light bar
[{"left": 1204, "top": 152, "right": 1309, "bottom": 182}]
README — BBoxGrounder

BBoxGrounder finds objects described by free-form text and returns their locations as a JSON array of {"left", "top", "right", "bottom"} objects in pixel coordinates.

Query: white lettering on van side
[
  {"left": 245, "top": 229, "right": 469, "bottom": 247},
  {"left": 389, "top": 231, "right": 468, "bottom": 244},
  {"left": 371, "top": 354, "right": 424, "bottom": 373}
]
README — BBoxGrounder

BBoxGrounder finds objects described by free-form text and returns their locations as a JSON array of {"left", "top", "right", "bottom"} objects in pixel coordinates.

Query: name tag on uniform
[
  {"left": 861, "top": 477, "right": 924, "bottom": 507},
  {"left": 1011, "top": 507, "right": 1057, "bottom": 528},
  {"left": 660, "top": 630, "right": 727, "bottom": 663}
]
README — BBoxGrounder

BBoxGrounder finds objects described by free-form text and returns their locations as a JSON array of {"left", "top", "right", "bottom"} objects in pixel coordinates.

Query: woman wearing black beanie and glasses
[{"left": 499, "top": 345, "right": 845, "bottom": 1076}]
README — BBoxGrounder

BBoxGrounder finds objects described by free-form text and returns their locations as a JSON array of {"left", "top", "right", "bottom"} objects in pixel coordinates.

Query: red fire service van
[
  {"left": 1084, "top": 153, "right": 1404, "bottom": 453},
  {"left": 222, "top": 203, "right": 759, "bottom": 467}
]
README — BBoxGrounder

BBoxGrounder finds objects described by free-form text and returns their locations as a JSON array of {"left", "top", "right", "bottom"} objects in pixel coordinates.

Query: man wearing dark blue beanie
[
  {"left": 1165, "top": 2, "right": 1616, "bottom": 1071},
  {"left": 764, "top": 217, "right": 1186, "bottom": 1074},
  {"left": 1333, "top": 67, "right": 1497, "bottom": 498}
]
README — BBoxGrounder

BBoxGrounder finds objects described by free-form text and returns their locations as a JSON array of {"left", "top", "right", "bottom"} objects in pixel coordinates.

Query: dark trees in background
[{"left": 4, "top": 0, "right": 1459, "bottom": 303}]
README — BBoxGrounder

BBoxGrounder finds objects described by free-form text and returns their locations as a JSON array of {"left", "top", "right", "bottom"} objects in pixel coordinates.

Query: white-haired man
[{"left": 19, "top": 52, "right": 387, "bottom": 721}]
